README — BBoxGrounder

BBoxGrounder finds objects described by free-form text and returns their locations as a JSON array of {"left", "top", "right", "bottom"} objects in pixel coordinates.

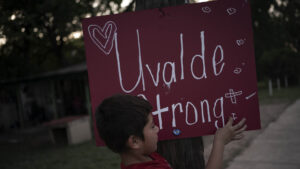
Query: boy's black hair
[{"left": 95, "top": 94, "right": 153, "bottom": 153}]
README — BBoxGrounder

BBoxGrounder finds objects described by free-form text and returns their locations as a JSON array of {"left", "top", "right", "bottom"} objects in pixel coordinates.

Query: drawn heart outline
[
  {"left": 88, "top": 21, "right": 117, "bottom": 55},
  {"left": 227, "top": 8, "right": 237, "bottom": 15},
  {"left": 236, "top": 39, "right": 245, "bottom": 46},
  {"left": 202, "top": 6, "right": 211, "bottom": 13}
]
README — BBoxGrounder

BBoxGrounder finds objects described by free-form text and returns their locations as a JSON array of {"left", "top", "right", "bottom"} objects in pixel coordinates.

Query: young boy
[{"left": 95, "top": 94, "right": 247, "bottom": 169}]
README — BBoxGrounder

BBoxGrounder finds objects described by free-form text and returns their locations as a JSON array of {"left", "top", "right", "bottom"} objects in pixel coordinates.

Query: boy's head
[{"left": 95, "top": 94, "right": 157, "bottom": 154}]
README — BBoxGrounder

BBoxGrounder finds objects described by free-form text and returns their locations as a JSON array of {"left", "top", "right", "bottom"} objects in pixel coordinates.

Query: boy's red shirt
[{"left": 120, "top": 152, "right": 172, "bottom": 169}]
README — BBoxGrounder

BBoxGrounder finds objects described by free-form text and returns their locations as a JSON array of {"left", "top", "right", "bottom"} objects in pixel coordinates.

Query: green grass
[
  {"left": 0, "top": 141, "right": 120, "bottom": 169},
  {"left": 1, "top": 85, "right": 300, "bottom": 169},
  {"left": 258, "top": 85, "right": 300, "bottom": 105}
]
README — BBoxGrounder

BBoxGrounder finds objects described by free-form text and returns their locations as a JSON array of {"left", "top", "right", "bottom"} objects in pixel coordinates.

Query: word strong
[
  {"left": 152, "top": 94, "right": 225, "bottom": 130},
  {"left": 114, "top": 30, "right": 225, "bottom": 93}
]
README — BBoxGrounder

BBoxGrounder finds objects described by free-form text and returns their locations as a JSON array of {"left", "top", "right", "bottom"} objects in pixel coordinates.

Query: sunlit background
[{"left": 0, "top": 0, "right": 211, "bottom": 45}]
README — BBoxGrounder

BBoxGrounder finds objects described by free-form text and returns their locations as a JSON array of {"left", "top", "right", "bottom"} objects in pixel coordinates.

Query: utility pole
[{"left": 135, "top": 1, "right": 205, "bottom": 169}]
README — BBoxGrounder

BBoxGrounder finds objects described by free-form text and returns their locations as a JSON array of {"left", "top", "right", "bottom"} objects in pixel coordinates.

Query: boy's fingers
[
  {"left": 226, "top": 117, "right": 233, "bottom": 127},
  {"left": 235, "top": 124, "right": 247, "bottom": 135},
  {"left": 232, "top": 118, "right": 246, "bottom": 130},
  {"left": 232, "top": 133, "right": 244, "bottom": 140}
]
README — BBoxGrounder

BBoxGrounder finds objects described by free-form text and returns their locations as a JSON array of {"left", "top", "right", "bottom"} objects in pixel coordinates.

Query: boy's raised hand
[
  {"left": 215, "top": 117, "right": 247, "bottom": 145},
  {"left": 206, "top": 118, "right": 247, "bottom": 169}
]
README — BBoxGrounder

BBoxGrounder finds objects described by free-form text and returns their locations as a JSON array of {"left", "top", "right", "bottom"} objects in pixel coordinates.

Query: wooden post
[
  {"left": 135, "top": 1, "right": 205, "bottom": 169},
  {"left": 84, "top": 76, "right": 92, "bottom": 117},
  {"left": 84, "top": 75, "right": 94, "bottom": 137}
]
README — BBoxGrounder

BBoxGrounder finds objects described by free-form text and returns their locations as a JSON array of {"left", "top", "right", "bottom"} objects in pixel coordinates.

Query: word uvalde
[{"left": 114, "top": 30, "right": 226, "bottom": 92}]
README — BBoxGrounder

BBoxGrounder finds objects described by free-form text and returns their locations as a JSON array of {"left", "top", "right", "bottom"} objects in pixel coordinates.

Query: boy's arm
[{"left": 206, "top": 117, "right": 247, "bottom": 169}]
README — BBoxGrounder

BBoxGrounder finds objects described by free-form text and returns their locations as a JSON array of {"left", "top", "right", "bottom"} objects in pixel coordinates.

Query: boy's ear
[{"left": 127, "top": 135, "right": 142, "bottom": 149}]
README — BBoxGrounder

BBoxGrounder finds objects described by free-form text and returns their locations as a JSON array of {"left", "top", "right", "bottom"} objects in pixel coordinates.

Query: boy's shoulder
[{"left": 121, "top": 152, "right": 172, "bottom": 169}]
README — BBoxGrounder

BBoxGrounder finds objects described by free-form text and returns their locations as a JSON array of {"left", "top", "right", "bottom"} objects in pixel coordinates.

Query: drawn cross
[
  {"left": 232, "top": 113, "right": 237, "bottom": 120},
  {"left": 225, "top": 89, "right": 243, "bottom": 104}
]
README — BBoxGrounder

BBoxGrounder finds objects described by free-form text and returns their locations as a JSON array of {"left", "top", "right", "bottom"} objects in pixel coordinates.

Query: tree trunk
[
  {"left": 135, "top": 1, "right": 205, "bottom": 169},
  {"left": 268, "top": 79, "right": 273, "bottom": 96},
  {"left": 276, "top": 77, "right": 281, "bottom": 91},
  {"left": 157, "top": 137, "right": 205, "bottom": 169},
  {"left": 284, "top": 75, "right": 288, "bottom": 88},
  {"left": 16, "top": 85, "right": 25, "bottom": 128}
]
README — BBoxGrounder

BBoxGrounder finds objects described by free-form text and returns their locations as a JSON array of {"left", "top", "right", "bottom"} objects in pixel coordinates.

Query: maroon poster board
[{"left": 82, "top": 0, "right": 261, "bottom": 146}]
